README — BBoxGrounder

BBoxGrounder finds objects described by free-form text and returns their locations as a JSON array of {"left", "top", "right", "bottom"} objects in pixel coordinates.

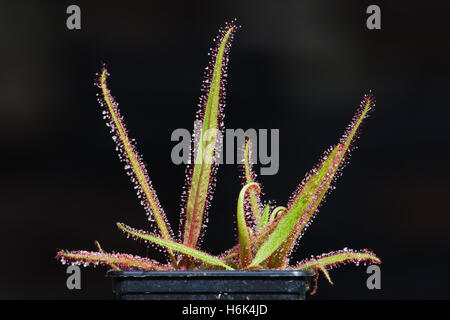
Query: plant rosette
[{"left": 57, "top": 20, "right": 380, "bottom": 300}]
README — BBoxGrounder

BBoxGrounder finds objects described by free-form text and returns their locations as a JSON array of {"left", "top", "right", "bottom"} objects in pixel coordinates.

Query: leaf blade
[
  {"left": 56, "top": 250, "right": 171, "bottom": 271},
  {"left": 182, "top": 22, "right": 237, "bottom": 249},
  {"left": 242, "top": 139, "right": 263, "bottom": 225},
  {"left": 237, "top": 182, "right": 260, "bottom": 268},
  {"left": 98, "top": 68, "right": 176, "bottom": 267},
  {"left": 257, "top": 204, "right": 271, "bottom": 230},
  {"left": 117, "top": 223, "right": 233, "bottom": 270},
  {"left": 293, "top": 248, "right": 381, "bottom": 272},
  {"left": 250, "top": 94, "right": 375, "bottom": 268},
  {"left": 278, "top": 94, "right": 376, "bottom": 265},
  {"left": 94, "top": 240, "right": 120, "bottom": 271},
  {"left": 292, "top": 248, "right": 380, "bottom": 293}
]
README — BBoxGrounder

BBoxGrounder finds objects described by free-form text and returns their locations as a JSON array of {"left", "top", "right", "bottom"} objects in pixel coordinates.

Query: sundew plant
[{"left": 57, "top": 21, "right": 380, "bottom": 292}]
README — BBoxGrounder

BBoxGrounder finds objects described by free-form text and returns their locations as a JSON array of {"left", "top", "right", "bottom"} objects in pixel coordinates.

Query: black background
[{"left": 0, "top": 0, "right": 449, "bottom": 299}]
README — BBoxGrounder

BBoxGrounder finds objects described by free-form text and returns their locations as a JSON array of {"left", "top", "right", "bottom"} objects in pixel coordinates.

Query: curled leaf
[
  {"left": 237, "top": 182, "right": 261, "bottom": 268},
  {"left": 241, "top": 139, "right": 263, "bottom": 225},
  {"left": 269, "top": 206, "right": 286, "bottom": 222}
]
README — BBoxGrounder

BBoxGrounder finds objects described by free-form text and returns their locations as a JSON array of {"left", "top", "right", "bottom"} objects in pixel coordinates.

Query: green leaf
[
  {"left": 220, "top": 207, "right": 288, "bottom": 262},
  {"left": 249, "top": 148, "right": 340, "bottom": 268},
  {"left": 317, "top": 265, "right": 333, "bottom": 285},
  {"left": 269, "top": 206, "right": 286, "bottom": 223},
  {"left": 267, "top": 146, "right": 342, "bottom": 268},
  {"left": 237, "top": 182, "right": 261, "bottom": 268},
  {"left": 250, "top": 94, "right": 375, "bottom": 268},
  {"left": 57, "top": 250, "right": 171, "bottom": 271},
  {"left": 117, "top": 223, "right": 233, "bottom": 270},
  {"left": 94, "top": 240, "right": 120, "bottom": 271},
  {"left": 293, "top": 248, "right": 381, "bottom": 285},
  {"left": 257, "top": 204, "right": 271, "bottom": 230},
  {"left": 182, "top": 22, "right": 237, "bottom": 249},
  {"left": 98, "top": 68, "right": 177, "bottom": 267},
  {"left": 242, "top": 139, "right": 263, "bottom": 225},
  {"left": 277, "top": 94, "right": 375, "bottom": 267}
]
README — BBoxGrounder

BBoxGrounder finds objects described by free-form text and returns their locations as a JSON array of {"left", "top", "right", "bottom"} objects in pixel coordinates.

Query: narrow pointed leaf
[
  {"left": 98, "top": 68, "right": 176, "bottom": 266},
  {"left": 56, "top": 250, "right": 171, "bottom": 270},
  {"left": 318, "top": 265, "right": 333, "bottom": 285},
  {"left": 117, "top": 223, "right": 233, "bottom": 270},
  {"left": 276, "top": 94, "right": 376, "bottom": 266},
  {"left": 182, "top": 22, "right": 237, "bottom": 249},
  {"left": 250, "top": 94, "right": 375, "bottom": 268},
  {"left": 257, "top": 204, "right": 271, "bottom": 230},
  {"left": 308, "top": 265, "right": 332, "bottom": 295},
  {"left": 95, "top": 240, "right": 120, "bottom": 271},
  {"left": 292, "top": 249, "right": 380, "bottom": 294},
  {"left": 292, "top": 248, "right": 381, "bottom": 272},
  {"left": 267, "top": 146, "right": 343, "bottom": 267},
  {"left": 237, "top": 182, "right": 260, "bottom": 268},
  {"left": 249, "top": 147, "right": 340, "bottom": 268},
  {"left": 242, "top": 139, "right": 263, "bottom": 225}
]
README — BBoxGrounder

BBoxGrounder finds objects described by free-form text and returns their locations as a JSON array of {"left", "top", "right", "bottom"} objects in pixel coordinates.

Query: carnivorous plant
[{"left": 57, "top": 21, "right": 380, "bottom": 293}]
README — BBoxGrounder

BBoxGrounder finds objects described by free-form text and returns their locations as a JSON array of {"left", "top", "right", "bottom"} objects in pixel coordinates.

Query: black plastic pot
[{"left": 107, "top": 270, "right": 315, "bottom": 300}]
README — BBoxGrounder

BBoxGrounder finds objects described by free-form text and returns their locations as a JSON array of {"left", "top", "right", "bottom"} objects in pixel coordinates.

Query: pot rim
[{"left": 107, "top": 269, "right": 315, "bottom": 278}]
